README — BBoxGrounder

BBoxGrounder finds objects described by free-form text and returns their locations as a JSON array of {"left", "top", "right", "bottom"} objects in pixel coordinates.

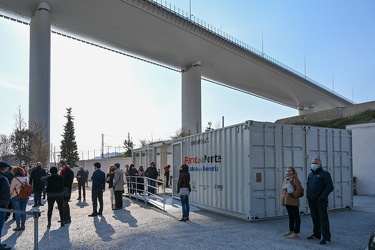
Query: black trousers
[
  {"left": 63, "top": 196, "right": 70, "bottom": 221},
  {"left": 92, "top": 189, "right": 103, "bottom": 214},
  {"left": 114, "top": 190, "right": 123, "bottom": 209},
  {"left": 308, "top": 198, "right": 331, "bottom": 240},
  {"left": 47, "top": 196, "right": 64, "bottom": 223},
  {"left": 285, "top": 204, "right": 301, "bottom": 233},
  {"left": 78, "top": 181, "right": 86, "bottom": 199}
]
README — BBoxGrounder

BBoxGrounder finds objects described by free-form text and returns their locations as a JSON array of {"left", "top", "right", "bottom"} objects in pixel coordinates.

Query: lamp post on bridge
[{"left": 189, "top": 0, "right": 193, "bottom": 20}]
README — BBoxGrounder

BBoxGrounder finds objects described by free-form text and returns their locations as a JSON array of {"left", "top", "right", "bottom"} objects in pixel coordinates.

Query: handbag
[{"left": 180, "top": 187, "right": 189, "bottom": 196}]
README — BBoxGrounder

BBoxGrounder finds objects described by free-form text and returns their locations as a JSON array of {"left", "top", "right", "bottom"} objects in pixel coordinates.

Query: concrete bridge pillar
[
  {"left": 181, "top": 61, "right": 202, "bottom": 134},
  {"left": 29, "top": 2, "right": 51, "bottom": 161}
]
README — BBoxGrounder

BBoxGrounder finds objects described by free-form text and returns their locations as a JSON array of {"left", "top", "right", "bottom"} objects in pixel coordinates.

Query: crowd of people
[{"left": 0, "top": 158, "right": 334, "bottom": 249}]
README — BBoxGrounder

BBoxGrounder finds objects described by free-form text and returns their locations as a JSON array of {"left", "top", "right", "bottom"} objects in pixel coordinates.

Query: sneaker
[
  {"left": 320, "top": 239, "right": 330, "bottom": 245},
  {"left": 282, "top": 231, "right": 293, "bottom": 236},
  {"left": 287, "top": 233, "right": 299, "bottom": 238},
  {"left": 307, "top": 235, "right": 320, "bottom": 240},
  {"left": 88, "top": 213, "right": 98, "bottom": 217},
  {"left": 178, "top": 218, "right": 186, "bottom": 222}
]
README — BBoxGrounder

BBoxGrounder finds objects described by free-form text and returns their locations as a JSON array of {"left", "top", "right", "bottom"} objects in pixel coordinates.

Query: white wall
[
  {"left": 75, "top": 157, "right": 133, "bottom": 179},
  {"left": 347, "top": 122, "right": 375, "bottom": 195}
]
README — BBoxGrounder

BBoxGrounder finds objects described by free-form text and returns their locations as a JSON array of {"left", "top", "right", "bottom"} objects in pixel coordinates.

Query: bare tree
[
  {"left": 29, "top": 121, "right": 50, "bottom": 166},
  {"left": 11, "top": 107, "right": 32, "bottom": 165},
  {"left": 139, "top": 139, "right": 147, "bottom": 147},
  {"left": 139, "top": 138, "right": 164, "bottom": 147},
  {"left": 170, "top": 127, "right": 191, "bottom": 139},
  {"left": 0, "top": 134, "right": 13, "bottom": 162},
  {"left": 213, "top": 120, "right": 222, "bottom": 129},
  {"left": 205, "top": 121, "right": 214, "bottom": 132}
]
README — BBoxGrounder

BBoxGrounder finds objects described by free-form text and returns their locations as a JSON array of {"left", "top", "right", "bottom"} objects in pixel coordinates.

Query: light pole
[{"left": 189, "top": 0, "right": 193, "bottom": 20}]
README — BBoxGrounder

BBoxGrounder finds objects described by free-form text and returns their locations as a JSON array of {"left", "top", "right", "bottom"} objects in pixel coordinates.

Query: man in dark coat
[
  {"left": 145, "top": 162, "right": 158, "bottom": 195},
  {"left": 59, "top": 160, "right": 74, "bottom": 224},
  {"left": 29, "top": 162, "right": 47, "bottom": 207},
  {"left": 76, "top": 167, "right": 86, "bottom": 200},
  {"left": 0, "top": 161, "right": 11, "bottom": 250},
  {"left": 306, "top": 158, "right": 334, "bottom": 245},
  {"left": 89, "top": 162, "right": 105, "bottom": 217},
  {"left": 5, "top": 166, "right": 15, "bottom": 221}
]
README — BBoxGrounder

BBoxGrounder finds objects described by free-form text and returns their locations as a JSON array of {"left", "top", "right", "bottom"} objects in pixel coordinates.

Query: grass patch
[{"left": 291, "top": 109, "right": 375, "bottom": 129}]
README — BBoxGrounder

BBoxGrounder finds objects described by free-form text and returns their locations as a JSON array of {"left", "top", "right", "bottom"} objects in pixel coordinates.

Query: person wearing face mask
[
  {"left": 177, "top": 164, "right": 191, "bottom": 222},
  {"left": 281, "top": 166, "right": 303, "bottom": 238},
  {"left": 306, "top": 158, "right": 334, "bottom": 245}
]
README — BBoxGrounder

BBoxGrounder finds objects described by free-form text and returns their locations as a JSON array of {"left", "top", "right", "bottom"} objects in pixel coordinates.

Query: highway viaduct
[{"left": 0, "top": 0, "right": 354, "bottom": 151}]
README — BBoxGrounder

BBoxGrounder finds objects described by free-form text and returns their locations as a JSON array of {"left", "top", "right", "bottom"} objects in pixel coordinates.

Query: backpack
[{"left": 15, "top": 178, "right": 33, "bottom": 199}]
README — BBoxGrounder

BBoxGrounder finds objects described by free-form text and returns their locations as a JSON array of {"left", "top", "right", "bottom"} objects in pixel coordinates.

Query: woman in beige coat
[{"left": 281, "top": 166, "right": 303, "bottom": 238}]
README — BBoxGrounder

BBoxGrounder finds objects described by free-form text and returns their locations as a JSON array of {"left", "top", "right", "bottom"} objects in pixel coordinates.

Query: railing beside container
[{"left": 124, "top": 176, "right": 167, "bottom": 211}]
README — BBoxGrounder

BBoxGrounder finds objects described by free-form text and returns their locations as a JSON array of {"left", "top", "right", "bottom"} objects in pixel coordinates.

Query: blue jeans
[
  {"left": 0, "top": 210, "right": 5, "bottom": 238},
  {"left": 180, "top": 195, "right": 190, "bottom": 219},
  {"left": 148, "top": 180, "right": 156, "bottom": 194},
  {"left": 34, "top": 191, "right": 42, "bottom": 206},
  {"left": 11, "top": 196, "right": 28, "bottom": 227}
]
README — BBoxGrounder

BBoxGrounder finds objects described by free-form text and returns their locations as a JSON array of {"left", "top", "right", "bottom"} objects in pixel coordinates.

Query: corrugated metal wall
[
  {"left": 182, "top": 123, "right": 251, "bottom": 219},
  {"left": 133, "top": 121, "right": 353, "bottom": 221}
]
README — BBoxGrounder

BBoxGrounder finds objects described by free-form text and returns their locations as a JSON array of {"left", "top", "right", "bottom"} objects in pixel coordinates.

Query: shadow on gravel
[{"left": 93, "top": 215, "right": 116, "bottom": 241}]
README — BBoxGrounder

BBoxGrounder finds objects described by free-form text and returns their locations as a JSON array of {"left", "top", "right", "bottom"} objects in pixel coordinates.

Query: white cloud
[{"left": 0, "top": 74, "right": 28, "bottom": 92}]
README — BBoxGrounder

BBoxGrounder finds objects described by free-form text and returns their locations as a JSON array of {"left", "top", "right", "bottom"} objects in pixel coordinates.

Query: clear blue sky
[{"left": 0, "top": 0, "right": 374, "bottom": 160}]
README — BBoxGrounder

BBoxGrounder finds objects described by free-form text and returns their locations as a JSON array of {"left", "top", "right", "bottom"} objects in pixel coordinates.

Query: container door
[
  {"left": 249, "top": 122, "right": 280, "bottom": 219},
  {"left": 249, "top": 122, "right": 310, "bottom": 219},
  {"left": 305, "top": 127, "right": 353, "bottom": 210}
]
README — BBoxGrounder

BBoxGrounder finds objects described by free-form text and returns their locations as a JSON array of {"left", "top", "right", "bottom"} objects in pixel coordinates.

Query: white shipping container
[{"left": 135, "top": 121, "right": 353, "bottom": 220}]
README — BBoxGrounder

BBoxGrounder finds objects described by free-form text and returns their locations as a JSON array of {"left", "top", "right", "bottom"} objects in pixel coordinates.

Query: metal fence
[
  {"left": 0, "top": 207, "right": 41, "bottom": 250},
  {"left": 124, "top": 176, "right": 167, "bottom": 211}
]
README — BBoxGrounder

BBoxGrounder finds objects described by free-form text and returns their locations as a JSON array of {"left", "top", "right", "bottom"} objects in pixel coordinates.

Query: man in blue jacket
[
  {"left": 89, "top": 162, "right": 105, "bottom": 217},
  {"left": 306, "top": 158, "right": 334, "bottom": 245}
]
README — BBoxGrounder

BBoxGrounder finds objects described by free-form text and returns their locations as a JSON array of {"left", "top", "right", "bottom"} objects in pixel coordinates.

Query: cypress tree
[{"left": 60, "top": 107, "right": 79, "bottom": 167}]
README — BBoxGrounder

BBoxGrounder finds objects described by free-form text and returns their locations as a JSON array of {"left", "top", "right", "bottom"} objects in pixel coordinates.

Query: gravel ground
[{"left": 1, "top": 186, "right": 373, "bottom": 250}]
